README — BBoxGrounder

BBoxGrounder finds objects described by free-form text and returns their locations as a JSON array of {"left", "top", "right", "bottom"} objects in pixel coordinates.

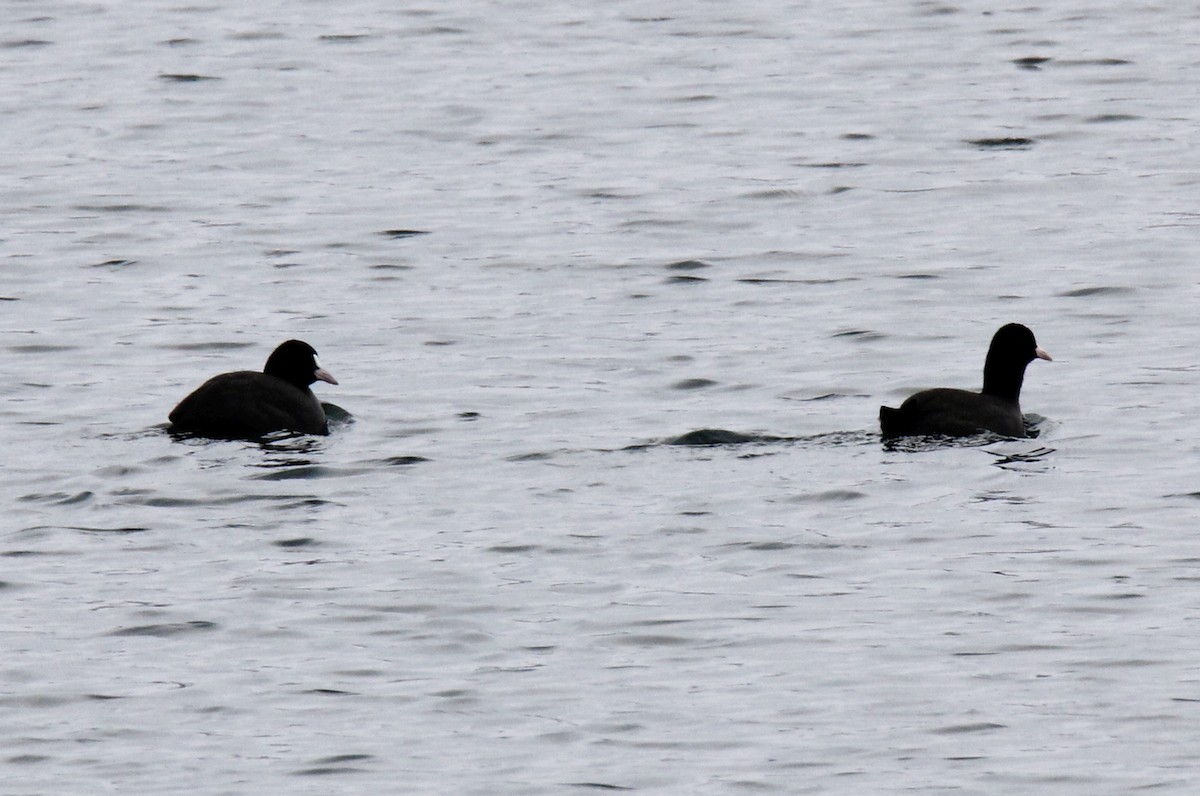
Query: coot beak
[
  {"left": 1035, "top": 347, "right": 1052, "bottom": 362},
  {"left": 314, "top": 367, "right": 339, "bottom": 385}
]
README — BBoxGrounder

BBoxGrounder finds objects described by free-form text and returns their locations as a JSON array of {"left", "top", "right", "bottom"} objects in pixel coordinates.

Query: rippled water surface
[{"left": 5, "top": 1, "right": 1200, "bottom": 793}]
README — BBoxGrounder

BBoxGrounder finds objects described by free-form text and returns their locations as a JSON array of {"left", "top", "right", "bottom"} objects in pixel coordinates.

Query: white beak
[{"left": 313, "top": 358, "right": 338, "bottom": 385}]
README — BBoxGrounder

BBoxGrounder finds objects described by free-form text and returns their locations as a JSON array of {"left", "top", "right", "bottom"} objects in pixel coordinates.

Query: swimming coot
[
  {"left": 879, "top": 323, "right": 1050, "bottom": 438},
  {"left": 169, "top": 340, "right": 338, "bottom": 438}
]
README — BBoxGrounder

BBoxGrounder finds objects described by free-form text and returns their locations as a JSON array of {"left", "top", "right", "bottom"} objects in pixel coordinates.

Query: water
[{"left": 4, "top": 1, "right": 1200, "bottom": 792}]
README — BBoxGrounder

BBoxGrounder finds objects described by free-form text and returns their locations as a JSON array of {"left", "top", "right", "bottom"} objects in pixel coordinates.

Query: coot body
[
  {"left": 169, "top": 340, "right": 338, "bottom": 438},
  {"left": 880, "top": 324, "right": 1050, "bottom": 439}
]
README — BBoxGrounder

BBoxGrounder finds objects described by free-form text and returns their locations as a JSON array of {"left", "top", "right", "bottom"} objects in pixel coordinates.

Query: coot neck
[{"left": 981, "top": 353, "right": 1025, "bottom": 403}]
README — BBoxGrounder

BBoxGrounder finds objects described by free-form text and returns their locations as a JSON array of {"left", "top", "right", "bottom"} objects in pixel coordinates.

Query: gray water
[{"left": 5, "top": 1, "right": 1200, "bottom": 793}]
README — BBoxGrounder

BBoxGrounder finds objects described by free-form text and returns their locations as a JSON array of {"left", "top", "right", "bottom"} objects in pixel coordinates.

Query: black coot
[
  {"left": 879, "top": 323, "right": 1051, "bottom": 438},
  {"left": 169, "top": 340, "right": 338, "bottom": 438}
]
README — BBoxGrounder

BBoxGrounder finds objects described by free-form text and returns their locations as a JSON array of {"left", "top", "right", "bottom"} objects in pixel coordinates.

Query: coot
[
  {"left": 879, "top": 323, "right": 1050, "bottom": 438},
  {"left": 169, "top": 340, "right": 338, "bottom": 438}
]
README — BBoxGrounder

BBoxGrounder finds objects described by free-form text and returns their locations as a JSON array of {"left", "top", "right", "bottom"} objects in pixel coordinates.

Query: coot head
[
  {"left": 982, "top": 323, "right": 1051, "bottom": 401},
  {"left": 264, "top": 340, "right": 339, "bottom": 389}
]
